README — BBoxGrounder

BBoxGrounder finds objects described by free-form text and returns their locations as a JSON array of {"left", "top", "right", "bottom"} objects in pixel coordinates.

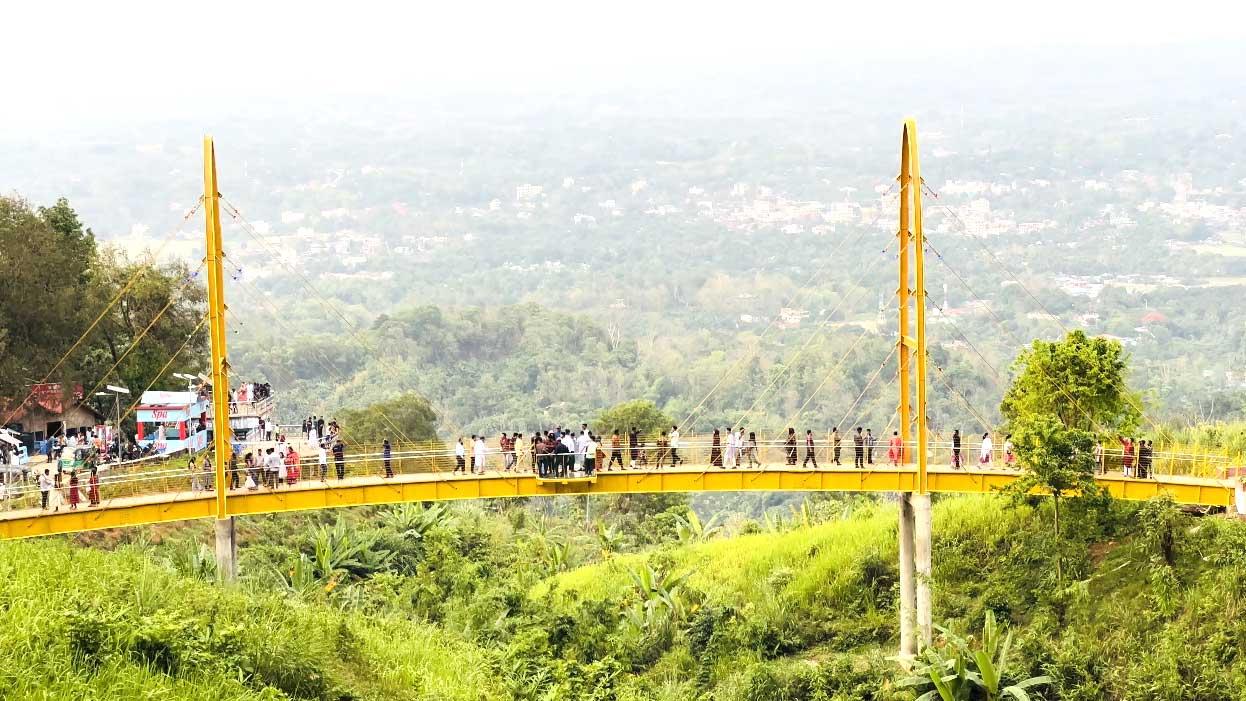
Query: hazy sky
[{"left": 3, "top": 0, "right": 1244, "bottom": 129}]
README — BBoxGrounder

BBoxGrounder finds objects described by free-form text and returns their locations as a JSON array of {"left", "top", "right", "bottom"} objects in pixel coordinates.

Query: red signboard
[{"left": 30, "top": 383, "right": 84, "bottom": 401}]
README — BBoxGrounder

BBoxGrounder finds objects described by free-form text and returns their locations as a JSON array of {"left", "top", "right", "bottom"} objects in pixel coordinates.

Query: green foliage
[
  {"left": 0, "top": 539, "right": 502, "bottom": 700},
  {"left": 1000, "top": 330, "right": 1140, "bottom": 434},
  {"left": 13, "top": 488, "right": 1246, "bottom": 700},
  {"left": 0, "top": 195, "right": 207, "bottom": 407},
  {"left": 900, "top": 611, "right": 1052, "bottom": 701},
  {"left": 595, "top": 399, "right": 674, "bottom": 436},
  {"left": 335, "top": 392, "right": 440, "bottom": 444},
  {"left": 1007, "top": 415, "right": 1100, "bottom": 503}
]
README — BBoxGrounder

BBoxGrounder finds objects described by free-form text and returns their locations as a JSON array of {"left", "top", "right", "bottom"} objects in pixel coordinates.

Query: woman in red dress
[
  {"left": 68, "top": 471, "right": 81, "bottom": 510},
  {"left": 887, "top": 431, "right": 904, "bottom": 466},
  {"left": 285, "top": 448, "right": 300, "bottom": 486},
  {"left": 88, "top": 467, "right": 101, "bottom": 506}
]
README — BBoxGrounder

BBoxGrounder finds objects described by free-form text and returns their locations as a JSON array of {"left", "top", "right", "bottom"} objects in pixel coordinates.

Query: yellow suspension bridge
[{"left": 1, "top": 120, "right": 1237, "bottom": 657}]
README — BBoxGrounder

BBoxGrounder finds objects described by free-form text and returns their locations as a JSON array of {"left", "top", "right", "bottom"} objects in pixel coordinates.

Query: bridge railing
[{"left": 0, "top": 432, "right": 1237, "bottom": 516}]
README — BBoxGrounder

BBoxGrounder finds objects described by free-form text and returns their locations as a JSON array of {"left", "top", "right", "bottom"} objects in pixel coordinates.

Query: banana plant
[
  {"left": 380, "top": 502, "right": 450, "bottom": 539},
  {"left": 899, "top": 611, "right": 1052, "bottom": 701},
  {"left": 626, "top": 565, "right": 693, "bottom": 631},
  {"left": 673, "top": 510, "right": 723, "bottom": 544}
]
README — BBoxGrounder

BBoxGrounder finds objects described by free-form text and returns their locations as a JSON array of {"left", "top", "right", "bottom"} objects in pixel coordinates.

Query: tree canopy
[
  {"left": 335, "top": 393, "right": 440, "bottom": 444},
  {"left": 594, "top": 399, "right": 673, "bottom": 436},
  {"left": 0, "top": 195, "right": 207, "bottom": 421},
  {"left": 1000, "top": 330, "right": 1140, "bottom": 435}
]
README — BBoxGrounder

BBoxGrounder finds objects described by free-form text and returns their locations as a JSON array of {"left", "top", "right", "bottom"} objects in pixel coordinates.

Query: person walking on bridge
[
  {"left": 832, "top": 427, "right": 842, "bottom": 466},
  {"left": 785, "top": 428, "right": 798, "bottom": 466},
  {"left": 1120, "top": 436, "right": 1135, "bottom": 477},
  {"left": 285, "top": 447, "right": 300, "bottom": 485},
  {"left": 980, "top": 433, "right": 993, "bottom": 467},
  {"left": 711, "top": 429, "right": 723, "bottom": 467},
  {"left": 951, "top": 429, "right": 962, "bottom": 469},
  {"left": 888, "top": 431, "right": 903, "bottom": 466},
  {"left": 745, "top": 431, "right": 761, "bottom": 468},
  {"left": 68, "top": 470, "right": 80, "bottom": 510},
  {"left": 866, "top": 429, "right": 876, "bottom": 465},
  {"left": 474, "top": 435, "right": 488, "bottom": 474},
  {"left": 88, "top": 466, "right": 100, "bottom": 506},
  {"left": 333, "top": 439, "right": 346, "bottom": 481},
  {"left": 853, "top": 428, "right": 865, "bottom": 468},
  {"left": 655, "top": 431, "right": 670, "bottom": 469},
  {"left": 40, "top": 468, "right": 57, "bottom": 509},
  {"left": 802, "top": 430, "right": 819, "bottom": 468},
  {"left": 669, "top": 425, "right": 683, "bottom": 466},
  {"left": 575, "top": 430, "right": 589, "bottom": 472},
  {"left": 382, "top": 439, "right": 393, "bottom": 478},
  {"left": 608, "top": 431, "right": 624, "bottom": 470},
  {"left": 1138, "top": 439, "right": 1152, "bottom": 479}
]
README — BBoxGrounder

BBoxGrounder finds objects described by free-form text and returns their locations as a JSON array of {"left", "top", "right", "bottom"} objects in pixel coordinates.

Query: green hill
[{"left": 4, "top": 492, "right": 1246, "bottom": 700}]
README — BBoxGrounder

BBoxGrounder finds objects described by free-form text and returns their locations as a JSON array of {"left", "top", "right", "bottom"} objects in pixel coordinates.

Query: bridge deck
[{"left": 0, "top": 464, "right": 1233, "bottom": 540}]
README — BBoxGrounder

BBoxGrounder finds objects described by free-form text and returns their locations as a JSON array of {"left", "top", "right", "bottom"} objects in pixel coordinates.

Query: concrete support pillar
[
  {"left": 913, "top": 493, "right": 933, "bottom": 647},
  {"left": 215, "top": 517, "right": 237, "bottom": 583},
  {"left": 898, "top": 493, "right": 917, "bottom": 659}
]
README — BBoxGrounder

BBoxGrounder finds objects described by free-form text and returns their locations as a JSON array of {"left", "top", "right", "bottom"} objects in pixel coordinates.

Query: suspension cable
[
  {"left": 678, "top": 189, "right": 898, "bottom": 430},
  {"left": 732, "top": 242, "right": 895, "bottom": 430},
  {"left": 925, "top": 189, "right": 1159, "bottom": 436},
  {"left": 221, "top": 255, "right": 422, "bottom": 445},
  {"left": 815, "top": 345, "right": 898, "bottom": 431},
  {"left": 219, "top": 198, "right": 461, "bottom": 439},
  {"left": 783, "top": 333, "right": 888, "bottom": 430},
  {"left": 80, "top": 263, "right": 207, "bottom": 404}
]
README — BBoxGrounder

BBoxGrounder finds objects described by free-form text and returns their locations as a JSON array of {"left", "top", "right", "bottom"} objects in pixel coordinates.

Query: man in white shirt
[
  {"left": 725, "top": 429, "right": 738, "bottom": 467},
  {"left": 473, "top": 435, "right": 487, "bottom": 474},
  {"left": 669, "top": 425, "right": 682, "bottom": 466},
  {"left": 265, "top": 448, "right": 281, "bottom": 488},
  {"left": 317, "top": 444, "right": 328, "bottom": 481},
  {"left": 575, "top": 431, "right": 588, "bottom": 472},
  {"left": 454, "top": 439, "right": 466, "bottom": 473},
  {"left": 38, "top": 469, "right": 53, "bottom": 510},
  {"left": 585, "top": 434, "right": 598, "bottom": 475}
]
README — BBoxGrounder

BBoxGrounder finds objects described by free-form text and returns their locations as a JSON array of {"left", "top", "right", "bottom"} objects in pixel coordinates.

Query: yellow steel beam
[
  {"left": 0, "top": 470, "right": 1231, "bottom": 540},
  {"left": 897, "top": 127, "right": 913, "bottom": 466},
  {"left": 0, "top": 496, "right": 215, "bottom": 540},
  {"left": 203, "top": 137, "right": 232, "bottom": 516},
  {"left": 908, "top": 119, "right": 930, "bottom": 495}
]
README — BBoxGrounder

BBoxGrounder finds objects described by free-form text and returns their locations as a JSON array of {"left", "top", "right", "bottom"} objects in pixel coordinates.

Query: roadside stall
[{"left": 135, "top": 391, "right": 209, "bottom": 456}]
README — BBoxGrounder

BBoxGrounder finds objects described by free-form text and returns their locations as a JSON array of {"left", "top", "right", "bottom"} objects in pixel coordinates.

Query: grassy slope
[
  {"left": 6, "top": 494, "right": 1245, "bottom": 700},
  {"left": 0, "top": 538, "right": 504, "bottom": 700}
]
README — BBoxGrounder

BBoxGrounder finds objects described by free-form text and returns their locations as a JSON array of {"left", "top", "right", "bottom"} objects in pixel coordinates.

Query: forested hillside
[{"left": 230, "top": 303, "right": 989, "bottom": 435}]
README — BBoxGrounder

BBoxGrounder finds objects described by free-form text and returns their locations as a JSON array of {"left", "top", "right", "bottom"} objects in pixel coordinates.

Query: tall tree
[
  {"left": 0, "top": 196, "right": 95, "bottom": 400},
  {"left": 1000, "top": 330, "right": 1140, "bottom": 434},
  {"left": 82, "top": 249, "right": 208, "bottom": 399}
]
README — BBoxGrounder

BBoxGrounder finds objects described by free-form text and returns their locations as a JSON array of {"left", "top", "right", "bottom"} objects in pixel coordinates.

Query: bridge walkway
[{"left": 0, "top": 463, "right": 1232, "bottom": 540}]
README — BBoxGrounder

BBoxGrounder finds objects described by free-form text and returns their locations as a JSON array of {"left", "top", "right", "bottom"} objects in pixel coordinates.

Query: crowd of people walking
[{"left": 0, "top": 418, "right": 1175, "bottom": 517}]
